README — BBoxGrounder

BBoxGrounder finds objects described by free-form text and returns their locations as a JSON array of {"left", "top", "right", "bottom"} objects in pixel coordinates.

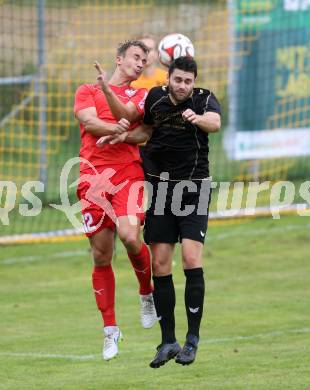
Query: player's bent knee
[
  {"left": 152, "top": 257, "right": 170, "bottom": 274},
  {"left": 118, "top": 233, "right": 140, "bottom": 252},
  {"left": 183, "top": 255, "right": 201, "bottom": 269},
  {"left": 91, "top": 247, "right": 113, "bottom": 267}
]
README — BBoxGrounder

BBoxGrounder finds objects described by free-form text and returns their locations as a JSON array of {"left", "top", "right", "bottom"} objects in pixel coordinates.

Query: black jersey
[{"left": 142, "top": 86, "right": 221, "bottom": 180}]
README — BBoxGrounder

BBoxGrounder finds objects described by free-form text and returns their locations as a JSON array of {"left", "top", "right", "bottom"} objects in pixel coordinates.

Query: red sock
[
  {"left": 128, "top": 243, "right": 153, "bottom": 295},
  {"left": 92, "top": 265, "right": 116, "bottom": 326}
]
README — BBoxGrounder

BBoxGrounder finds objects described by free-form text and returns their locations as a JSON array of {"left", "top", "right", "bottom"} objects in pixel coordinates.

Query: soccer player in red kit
[{"left": 74, "top": 40, "right": 157, "bottom": 361}]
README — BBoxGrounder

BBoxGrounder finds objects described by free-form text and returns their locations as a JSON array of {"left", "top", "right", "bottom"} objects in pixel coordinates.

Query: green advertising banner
[
  {"left": 229, "top": 0, "right": 310, "bottom": 159},
  {"left": 236, "top": 0, "right": 310, "bottom": 30}
]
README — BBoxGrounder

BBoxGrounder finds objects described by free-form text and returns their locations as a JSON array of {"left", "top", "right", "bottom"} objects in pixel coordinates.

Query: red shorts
[{"left": 77, "top": 162, "right": 145, "bottom": 237}]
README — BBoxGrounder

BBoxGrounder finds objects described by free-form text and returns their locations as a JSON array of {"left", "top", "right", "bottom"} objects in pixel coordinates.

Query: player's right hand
[
  {"left": 113, "top": 118, "right": 130, "bottom": 134},
  {"left": 94, "top": 61, "right": 109, "bottom": 91}
]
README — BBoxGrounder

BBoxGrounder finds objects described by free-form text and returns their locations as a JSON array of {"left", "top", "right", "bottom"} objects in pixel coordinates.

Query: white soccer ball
[{"left": 158, "top": 33, "right": 195, "bottom": 67}]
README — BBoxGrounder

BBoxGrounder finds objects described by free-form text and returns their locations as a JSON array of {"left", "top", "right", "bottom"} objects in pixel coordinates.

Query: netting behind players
[{"left": 0, "top": 0, "right": 309, "bottom": 242}]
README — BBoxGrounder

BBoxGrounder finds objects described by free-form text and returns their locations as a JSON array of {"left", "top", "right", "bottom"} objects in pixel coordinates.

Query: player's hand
[
  {"left": 96, "top": 131, "right": 128, "bottom": 147},
  {"left": 109, "top": 132, "right": 128, "bottom": 145},
  {"left": 182, "top": 109, "right": 199, "bottom": 124},
  {"left": 113, "top": 118, "right": 130, "bottom": 134},
  {"left": 96, "top": 135, "right": 114, "bottom": 147},
  {"left": 96, "top": 118, "right": 130, "bottom": 147},
  {"left": 94, "top": 61, "right": 109, "bottom": 92}
]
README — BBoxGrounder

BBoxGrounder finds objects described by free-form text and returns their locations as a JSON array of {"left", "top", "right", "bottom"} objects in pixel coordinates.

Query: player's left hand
[
  {"left": 96, "top": 135, "right": 114, "bottom": 147},
  {"left": 94, "top": 61, "right": 109, "bottom": 91},
  {"left": 182, "top": 109, "right": 200, "bottom": 125},
  {"left": 96, "top": 132, "right": 128, "bottom": 147}
]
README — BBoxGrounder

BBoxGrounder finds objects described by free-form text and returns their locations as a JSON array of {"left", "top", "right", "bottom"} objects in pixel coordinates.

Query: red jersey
[{"left": 74, "top": 83, "right": 148, "bottom": 172}]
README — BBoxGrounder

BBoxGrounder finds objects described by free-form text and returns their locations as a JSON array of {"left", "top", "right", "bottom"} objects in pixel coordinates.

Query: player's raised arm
[{"left": 95, "top": 56, "right": 147, "bottom": 123}]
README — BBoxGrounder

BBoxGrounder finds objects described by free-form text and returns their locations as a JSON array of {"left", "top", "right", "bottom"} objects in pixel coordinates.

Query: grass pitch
[{"left": 0, "top": 215, "right": 309, "bottom": 389}]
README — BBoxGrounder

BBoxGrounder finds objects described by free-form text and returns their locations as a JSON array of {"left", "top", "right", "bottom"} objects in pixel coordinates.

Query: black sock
[
  {"left": 184, "top": 268, "right": 205, "bottom": 340},
  {"left": 152, "top": 274, "right": 176, "bottom": 344}
]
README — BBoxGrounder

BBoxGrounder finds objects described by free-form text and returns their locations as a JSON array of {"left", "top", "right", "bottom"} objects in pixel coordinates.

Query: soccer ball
[{"left": 158, "top": 33, "right": 195, "bottom": 67}]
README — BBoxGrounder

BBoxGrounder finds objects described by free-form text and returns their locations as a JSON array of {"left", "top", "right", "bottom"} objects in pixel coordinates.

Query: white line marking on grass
[
  {"left": 204, "top": 327, "right": 310, "bottom": 344},
  {"left": 1, "top": 327, "right": 309, "bottom": 361},
  {"left": 0, "top": 352, "right": 97, "bottom": 361},
  {"left": 0, "top": 250, "right": 88, "bottom": 265},
  {"left": 208, "top": 222, "right": 310, "bottom": 241},
  {"left": 1, "top": 222, "right": 309, "bottom": 265}
]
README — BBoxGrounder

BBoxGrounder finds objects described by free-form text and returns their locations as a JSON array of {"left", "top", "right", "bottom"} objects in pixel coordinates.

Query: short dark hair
[
  {"left": 117, "top": 40, "right": 149, "bottom": 57},
  {"left": 168, "top": 56, "right": 198, "bottom": 78}
]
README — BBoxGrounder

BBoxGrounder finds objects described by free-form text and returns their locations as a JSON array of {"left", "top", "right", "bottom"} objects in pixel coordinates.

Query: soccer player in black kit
[{"left": 96, "top": 56, "right": 221, "bottom": 367}]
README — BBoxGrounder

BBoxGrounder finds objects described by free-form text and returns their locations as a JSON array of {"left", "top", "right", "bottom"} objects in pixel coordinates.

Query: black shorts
[{"left": 144, "top": 178, "right": 212, "bottom": 244}]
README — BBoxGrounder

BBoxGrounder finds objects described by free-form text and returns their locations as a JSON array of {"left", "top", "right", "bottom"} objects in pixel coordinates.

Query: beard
[{"left": 169, "top": 86, "right": 193, "bottom": 103}]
